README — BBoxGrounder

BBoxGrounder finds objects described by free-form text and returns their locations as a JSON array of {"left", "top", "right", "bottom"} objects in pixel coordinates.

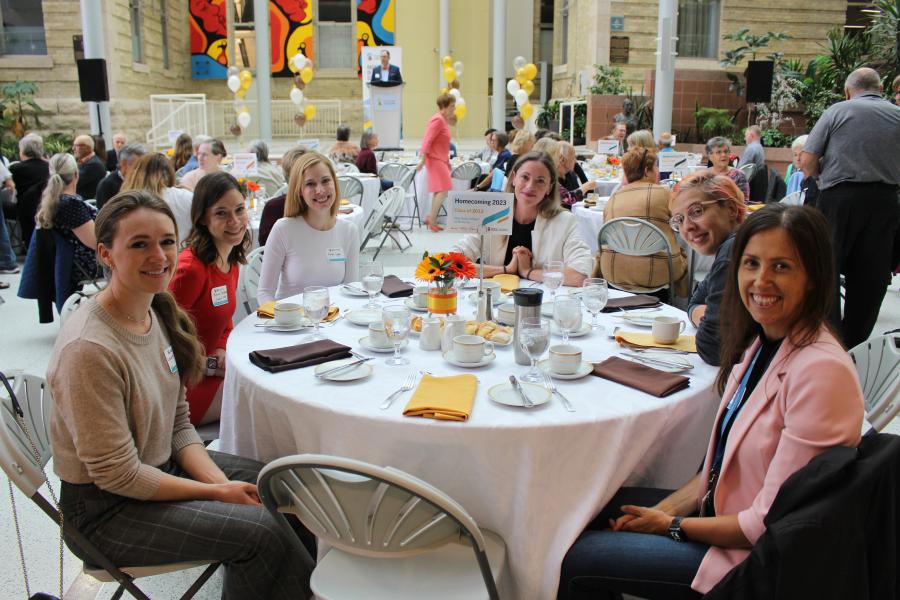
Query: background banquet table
[
  {"left": 220, "top": 283, "right": 719, "bottom": 599},
  {"left": 342, "top": 173, "right": 382, "bottom": 222},
  {"left": 571, "top": 201, "right": 605, "bottom": 253},
  {"left": 249, "top": 203, "right": 366, "bottom": 249}
]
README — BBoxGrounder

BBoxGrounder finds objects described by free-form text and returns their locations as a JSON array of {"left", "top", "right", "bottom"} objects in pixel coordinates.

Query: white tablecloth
[
  {"left": 572, "top": 202, "right": 605, "bottom": 253},
  {"left": 585, "top": 176, "right": 620, "bottom": 197},
  {"left": 343, "top": 174, "right": 382, "bottom": 224},
  {"left": 249, "top": 204, "right": 366, "bottom": 249},
  {"left": 220, "top": 283, "right": 719, "bottom": 599}
]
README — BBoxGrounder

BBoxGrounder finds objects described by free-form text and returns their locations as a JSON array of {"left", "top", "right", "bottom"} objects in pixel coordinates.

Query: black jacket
[
  {"left": 10, "top": 157, "right": 50, "bottom": 249},
  {"left": 704, "top": 433, "right": 900, "bottom": 600},
  {"left": 95, "top": 171, "right": 123, "bottom": 208},
  {"left": 76, "top": 154, "right": 107, "bottom": 200}
]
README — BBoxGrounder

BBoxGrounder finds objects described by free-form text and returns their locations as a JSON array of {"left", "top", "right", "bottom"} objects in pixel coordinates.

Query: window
[
  {"left": 159, "top": 0, "right": 169, "bottom": 69},
  {"left": 677, "top": 0, "right": 720, "bottom": 59},
  {"left": 0, "top": 0, "right": 47, "bottom": 55},
  {"left": 317, "top": 0, "right": 354, "bottom": 69},
  {"left": 233, "top": 0, "right": 256, "bottom": 69},
  {"left": 130, "top": 0, "right": 143, "bottom": 63}
]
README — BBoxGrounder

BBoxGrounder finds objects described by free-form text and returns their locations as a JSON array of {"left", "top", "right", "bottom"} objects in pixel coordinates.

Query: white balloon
[
  {"left": 289, "top": 88, "right": 304, "bottom": 105},
  {"left": 456, "top": 96, "right": 466, "bottom": 107},
  {"left": 514, "top": 89, "right": 528, "bottom": 106},
  {"left": 513, "top": 55, "right": 527, "bottom": 70},
  {"left": 292, "top": 54, "right": 307, "bottom": 70},
  {"left": 506, "top": 79, "right": 520, "bottom": 96},
  {"left": 237, "top": 111, "right": 251, "bottom": 128},
  {"left": 227, "top": 75, "right": 241, "bottom": 93},
  {"left": 448, "top": 88, "right": 461, "bottom": 100},
  {"left": 453, "top": 61, "right": 464, "bottom": 76}
]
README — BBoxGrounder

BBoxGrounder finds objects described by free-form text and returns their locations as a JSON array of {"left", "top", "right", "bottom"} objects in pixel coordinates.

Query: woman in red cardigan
[{"left": 169, "top": 171, "right": 250, "bottom": 424}]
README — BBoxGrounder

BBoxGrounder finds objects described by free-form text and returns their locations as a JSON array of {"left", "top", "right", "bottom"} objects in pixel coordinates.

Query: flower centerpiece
[
  {"left": 237, "top": 178, "right": 262, "bottom": 209},
  {"left": 607, "top": 155, "right": 621, "bottom": 177},
  {"left": 415, "top": 251, "right": 476, "bottom": 314}
]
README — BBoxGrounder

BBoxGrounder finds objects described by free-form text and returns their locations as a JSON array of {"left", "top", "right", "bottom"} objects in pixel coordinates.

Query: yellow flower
[{"left": 415, "top": 261, "right": 441, "bottom": 281}]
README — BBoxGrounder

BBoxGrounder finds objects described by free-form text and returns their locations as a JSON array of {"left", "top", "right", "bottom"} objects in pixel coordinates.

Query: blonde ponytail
[{"left": 36, "top": 153, "right": 78, "bottom": 229}]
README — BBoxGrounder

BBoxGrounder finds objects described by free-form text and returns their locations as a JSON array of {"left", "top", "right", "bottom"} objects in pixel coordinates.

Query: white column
[
  {"left": 652, "top": 0, "right": 677, "bottom": 139},
  {"left": 439, "top": 0, "right": 450, "bottom": 89},
  {"left": 79, "top": 0, "right": 111, "bottom": 142},
  {"left": 253, "top": 0, "right": 272, "bottom": 141},
  {"left": 491, "top": 0, "right": 507, "bottom": 130}
]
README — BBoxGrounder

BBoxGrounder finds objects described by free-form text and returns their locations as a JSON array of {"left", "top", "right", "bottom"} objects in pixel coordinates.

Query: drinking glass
[
  {"left": 543, "top": 261, "right": 564, "bottom": 300},
  {"left": 382, "top": 305, "right": 411, "bottom": 366},
  {"left": 303, "top": 286, "right": 330, "bottom": 340},
  {"left": 360, "top": 261, "right": 385, "bottom": 309},
  {"left": 553, "top": 296, "right": 583, "bottom": 342},
  {"left": 519, "top": 317, "right": 550, "bottom": 383},
  {"left": 581, "top": 278, "right": 609, "bottom": 332}
]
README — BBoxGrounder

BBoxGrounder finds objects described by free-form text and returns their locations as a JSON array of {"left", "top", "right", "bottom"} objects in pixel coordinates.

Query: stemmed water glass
[
  {"left": 543, "top": 261, "right": 564, "bottom": 300},
  {"left": 581, "top": 277, "right": 609, "bottom": 331},
  {"left": 553, "top": 296, "right": 583, "bottom": 342},
  {"left": 303, "top": 286, "right": 330, "bottom": 340},
  {"left": 360, "top": 261, "right": 384, "bottom": 309},
  {"left": 382, "top": 305, "right": 411, "bottom": 366},
  {"left": 519, "top": 317, "right": 550, "bottom": 383}
]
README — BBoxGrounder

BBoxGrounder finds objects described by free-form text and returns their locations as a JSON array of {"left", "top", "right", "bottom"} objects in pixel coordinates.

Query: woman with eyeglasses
[
  {"left": 670, "top": 172, "right": 746, "bottom": 365},
  {"left": 705, "top": 137, "right": 750, "bottom": 203}
]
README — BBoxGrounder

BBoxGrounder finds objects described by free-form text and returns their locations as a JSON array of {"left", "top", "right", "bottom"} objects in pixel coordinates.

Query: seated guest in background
[
  {"left": 453, "top": 151, "right": 592, "bottom": 284},
  {"left": 626, "top": 129, "right": 656, "bottom": 152},
  {"left": 672, "top": 172, "right": 746, "bottom": 365},
  {"left": 257, "top": 152, "right": 360, "bottom": 304},
  {"left": 258, "top": 145, "right": 309, "bottom": 246},
  {"left": 72, "top": 134, "right": 106, "bottom": 199},
  {"left": 657, "top": 131, "right": 676, "bottom": 179},
  {"left": 606, "top": 122, "right": 627, "bottom": 155},
  {"left": 474, "top": 131, "right": 511, "bottom": 190},
  {"left": 169, "top": 172, "right": 250, "bottom": 426},
  {"left": 171, "top": 133, "right": 193, "bottom": 174},
  {"left": 706, "top": 136, "right": 750, "bottom": 202},
  {"left": 559, "top": 204, "right": 863, "bottom": 600},
  {"left": 246, "top": 139, "right": 285, "bottom": 197},
  {"left": 95, "top": 143, "right": 147, "bottom": 208},
  {"left": 503, "top": 130, "right": 536, "bottom": 177},
  {"left": 739, "top": 125, "right": 767, "bottom": 202},
  {"left": 356, "top": 129, "right": 393, "bottom": 192},
  {"left": 121, "top": 153, "right": 194, "bottom": 245},
  {"left": 478, "top": 128, "right": 498, "bottom": 163},
  {"left": 10, "top": 133, "right": 50, "bottom": 250},
  {"left": 328, "top": 124, "right": 361, "bottom": 165},
  {"left": 50, "top": 191, "right": 314, "bottom": 599},
  {"left": 534, "top": 128, "right": 550, "bottom": 140},
  {"left": 91, "top": 136, "right": 107, "bottom": 173},
  {"left": 597, "top": 147, "right": 688, "bottom": 299},
  {"left": 179, "top": 138, "right": 226, "bottom": 192},
  {"left": 557, "top": 141, "right": 598, "bottom": 208},
  {"left": 105, "top": 131, "right": 127, "bottom": 172},
  {"left": 786, "top": 134, "right": 818, "bottom": 207},
  {"left": 175, "top": 134, "right": 210, "bottom": 179},
  {"left": 532, "top": 136, "right": 561, "bottom": 163}
]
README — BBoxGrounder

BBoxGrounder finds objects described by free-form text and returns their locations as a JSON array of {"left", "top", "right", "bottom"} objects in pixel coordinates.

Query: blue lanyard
[{"left": 711, "top": 344, "right": 764, "bottom": 476}]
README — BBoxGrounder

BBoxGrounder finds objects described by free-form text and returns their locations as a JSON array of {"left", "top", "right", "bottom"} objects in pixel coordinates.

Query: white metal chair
[
  {"left": 598, "top": 217, "right": 676, "bottom": 296},
  {"left": 236, "top": 246, "right": 265, "bottom": 321},
  {"left": 334, "top": 162, "right": 359, "bottom": 175},
  {"left": 0, "top": 371, "right": 220, "bottom": 600},
  {"left": 257, "top": 453, "right": 505, "bottom": 600},
  {"left": 849, "top": 334, "right": 900, "bottom": 432},
  {"left": 738, "top": 163, "right": 756, "bottom": 181},
  {"left": 378, "top": 162, "right": 419, "bottom": 229},
  {"left": 338, "top": 176, "right": 364, "bottom": 205},
  {"left": 780, "top": 190, "right": 803, "bottom": 206},
  {"left": 451, "top": 161, "right": 482, "bottom": 183},
  {"left": 360, "top": 187, "right": 411, "bottom": 260},
  {"left": 60, "top": 290, "right": 92, "bottom": 326}
]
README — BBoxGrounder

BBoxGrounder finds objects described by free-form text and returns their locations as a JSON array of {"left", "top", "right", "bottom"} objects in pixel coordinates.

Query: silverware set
[
  {"left": 620, "top": 350, "right": 692, "bottom": 371},
  {"left": 542, "top": 375, "right": 575, "bottom": 412},
  {"left": 380, "top": 372, "right": 418, "bottom": 410},
  {"left": 315, "top": 353, "right": 373, "bottom": 379}
]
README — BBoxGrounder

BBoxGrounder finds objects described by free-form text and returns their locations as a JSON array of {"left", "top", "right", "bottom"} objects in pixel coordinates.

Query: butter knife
[{"left": 509, "top": 375, "right": 534, "bottom": 408}]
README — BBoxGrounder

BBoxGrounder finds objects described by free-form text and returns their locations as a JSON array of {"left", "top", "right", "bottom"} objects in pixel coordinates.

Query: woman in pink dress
[{"left": 416, "top": 93, "right": 456, "bottom": 232}]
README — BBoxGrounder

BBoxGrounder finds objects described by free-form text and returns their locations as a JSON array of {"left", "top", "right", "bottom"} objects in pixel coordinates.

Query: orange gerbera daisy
[
  {"left": 445, "top": 252, "right": 476, "bottom": 279},
  {"left": 246, "top": 180, "right": 261, "bottom": 192}
]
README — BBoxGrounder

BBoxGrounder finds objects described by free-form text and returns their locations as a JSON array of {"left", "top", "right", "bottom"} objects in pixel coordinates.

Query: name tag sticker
[
  {"left": 211, "top": 285, "right": 229, "bottom": 307},
  {"left": 163, "top": 346, "right": 178, "bottom": 374},
  {"left": 327, "top": 247, "right": 347, "bottom": 263}
]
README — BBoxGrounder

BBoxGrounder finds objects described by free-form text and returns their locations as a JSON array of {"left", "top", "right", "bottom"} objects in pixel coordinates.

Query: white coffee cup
[
  {"left": 481, "top": 280, "right": 502, "bottom": 300},
  {"left": 274, "top": 302, "right": 303, "bottom": 326},
  {"left": 368, "top": 322, "right": 390, "bottom": 347},
  {"left": 452, "top": 335, "right": 494, "bottom": 363},
  {"left": 413, "top": 286, "right": 430, "bottom": 309},
  {"left": 549, "top": 344, "right": 582, "bottom": 375},
  {"left": 497, "top": 303, "right": 516, "bottom": 325},
  {"left": 652, "top": 316, "right": 686, "bottom": 344}
]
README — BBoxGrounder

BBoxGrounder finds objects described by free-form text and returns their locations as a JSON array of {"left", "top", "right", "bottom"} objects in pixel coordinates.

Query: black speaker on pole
[
  {"left": 746, "top": 60, "right": 774, "bottom": 103},
  {"left": 76, "top": 58, "right": 109, "bottom": 103}
]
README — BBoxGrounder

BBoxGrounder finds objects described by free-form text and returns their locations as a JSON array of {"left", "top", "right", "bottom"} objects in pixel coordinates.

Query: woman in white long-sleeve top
[
  {"left": 257, "top": 151, "right": 360, "bottom": 304},
  {"left": 452, "top": 151, "right": 592, "bottom": 285}
]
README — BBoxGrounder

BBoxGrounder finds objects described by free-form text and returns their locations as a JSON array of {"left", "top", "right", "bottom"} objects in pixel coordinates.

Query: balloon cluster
[
  {"left": 226, "top": 66, "right": 254, "bottom": 134},
  {"left": 287, "top": 53, "right": 317, "bottom": 126},
  {"left": 439, "top": 55, "right": 467, "bottom": 120},
  {"left": 507, "top": 56, "right": 538, "bottom": 121}
]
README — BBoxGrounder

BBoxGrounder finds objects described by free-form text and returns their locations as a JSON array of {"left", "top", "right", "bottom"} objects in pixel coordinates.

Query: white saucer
[
  {"left": 466, "top": 291, "right": 507, "bottom": 306},
  {"left": 257, "top": 319, "right": 309, "bottom": 332},
  {"left": 359, "top": 336, "right": 408, "bottom": 353},
  {"left": 487, "top": 382, "right": 551, "bottom": 407},
  {"left": 314, "top": 358, "right": 373, "bottom": 382},
  {"left": 404, "top": 298, "right": 428, "bottom": 312},
  {"left": 346, "top": 309, "right": 383, "bottom": 326},
  {"left": 550, "top": 321, "right": 591, "bottom": 337},
  {"left": 340, "top": 283, "right": 370, "bottom": 297},
  {"left": 442, "top": 351, "right": 496, "bottom": 368},
  {"left": 538, "top": 359, "right": 594, "bottom": 380}
]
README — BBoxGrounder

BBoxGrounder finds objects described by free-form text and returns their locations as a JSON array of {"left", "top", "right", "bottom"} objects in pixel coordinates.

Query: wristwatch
[
  {"left": 668, "top": 516, "right": 688, "bottom": 542},
  {"left": 206, "top": 356, "right": 219, "bottom": 377}
]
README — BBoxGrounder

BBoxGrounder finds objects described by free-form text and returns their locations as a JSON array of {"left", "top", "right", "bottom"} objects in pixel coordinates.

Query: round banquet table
[
  {"left": 220, "top": 282, "right": 719, "bottom": 599},
  {"left": 249, "top": 203, "right": 366, "bottom": 250},
  {"left": 585, "top": 176, "right": 620, "bottom": 197},
  {"left": 571, "top": 202, "right": 605, "bottom": 253},
  {"left": 342, "top": 174, "right": 382, "bottom": 223}
]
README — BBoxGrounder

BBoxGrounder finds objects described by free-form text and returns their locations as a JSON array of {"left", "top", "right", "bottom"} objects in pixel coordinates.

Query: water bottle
[{"left": 513, "top": 288, "right": 543, "bottom": 365}]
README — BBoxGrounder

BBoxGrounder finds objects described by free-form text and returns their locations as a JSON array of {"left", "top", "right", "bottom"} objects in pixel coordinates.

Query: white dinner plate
[
  {"left": 340, "top": 283, "right": 371, "bottom": 297},
  {"left": 466, "top": 291, "right": 508, "bottom": 306},
  {"left": 403, "top": 298, "right": 428, "bottom": 313},
  {"left": 442, "top": 351, "right": 496, "bottom": 368},
  {"left": 256, "top": 319, "right": 310, "bottom": 332},
  {"left": 538, "top": 359, "right": 594, "bottom": 380},
  {"left": 346, "top": 309, "right": 383, "bottom": 326},
  {"left": 549, "top": 321, "right": 592, "bottom": 338},
  {"left": 619, "top": 314, "right": 656, "bottom": 327},
  {"left": 620, "top": 352, "right": 693, "bottom": 373},
  {"left": 314, "top": 358, "right": 373, "bottom": 382},
  {"left": 487, "top": 382, "right": 551, "bottom": 407},
  {"left": 359, "top": 336, "right": 408, "bottom": 353}
]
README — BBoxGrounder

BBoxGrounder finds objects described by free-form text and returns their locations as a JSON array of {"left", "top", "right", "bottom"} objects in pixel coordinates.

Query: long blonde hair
[
  {"left": 36, "top": 153, "right": 78, "bottom": 229},
  {"left": 285, "top": 152, "right": 340, "bottom": 218},
  {"left": 120, "top": 153, "right": 176, "bottom": 199}
]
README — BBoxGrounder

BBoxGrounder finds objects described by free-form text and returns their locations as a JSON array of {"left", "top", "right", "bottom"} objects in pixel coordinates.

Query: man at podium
[{"left": 370, "top": 50, "right": 403, "bottom": 86}]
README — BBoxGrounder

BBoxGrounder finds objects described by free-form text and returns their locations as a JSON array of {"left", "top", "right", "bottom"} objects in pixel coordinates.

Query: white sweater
[
  {"left": 163, "top": 186, "right": 194, "bottom": 244},
  {"left": 257, "top": 216, "right": 360, "bottom": 303}
]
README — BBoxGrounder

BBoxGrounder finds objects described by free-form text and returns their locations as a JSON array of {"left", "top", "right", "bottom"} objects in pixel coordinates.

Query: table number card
[
  {"left": 596, "top": 139, "right": 620, "bottom": 155},
  {"left": 658, "top": 152, "right": 689, "bottom": 173},
  {"left": 446, "top": 191, "right": 514, "bottom": 235},
  {"left": 231, "top": 153, "right": 258, "bottom": 176}
]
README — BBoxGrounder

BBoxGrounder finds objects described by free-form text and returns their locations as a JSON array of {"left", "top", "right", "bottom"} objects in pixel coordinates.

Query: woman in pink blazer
[
  {"left": 559, "top": 204, "right": 864, "bottom": 600},
  {"left": 416, "top": 93, "right": 456, "bottom": 232}
]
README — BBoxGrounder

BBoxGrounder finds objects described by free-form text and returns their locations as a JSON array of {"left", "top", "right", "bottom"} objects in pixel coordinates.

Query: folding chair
[
  {"left": 338, "top": 176, "right": 364, "bottom": 206},
  {"left": 334, "top": 162, "right": 359, "bottom": 175},
  {"left": 235, "top": 246, "right": 265, "bottom": 321},
  {"left": 257, "top": 453, "right": 505, "bottom": 599},
  {"left": 598, "top": 217, "right": 676, "bottom": 296},
  {"left": 360, "top": 187, "right": 411, "bottom": 260},
  {"left": 451, "top": 161, "right": 482, "bottom": 185},
  {"left": 738, "top": 163, "right": 756, "bottom": 181},
  {"left": 780, "top": 191, "right": 803, "bottom": 206},
  {"left": 849, "top": 334, "right": 900, "bottom": 432},
  {"left": 379, "top": 162, "right": 420, "bottom": 229},
  {"left": 0, "top": 371, "right": 220, "bottom": 600}
]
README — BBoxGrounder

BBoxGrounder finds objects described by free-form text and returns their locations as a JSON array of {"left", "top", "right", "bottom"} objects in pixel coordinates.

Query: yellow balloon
[
  {"left": 443, "top": 66, "right": 456, "bottom": 83},
  {"left": 454, "top": 104, "right": 467, "bottom": 119},
  {"left": 520, "top": 102, "right": 534, "bottom": 120},
  {"left": 522, "top": 80, "right": 535, "bottom": 95},
  {"left": 441, "top": 87, "right": 448, "bottom": 94},
  {"left": 523, "top": 63, "right": 538, "bottom": 80},
  {"left": 304, "top": 104, "right": 317, "bottom": 119},
  {"left": 363, "top": 120, "right": 373, "bottom": 130},
  {"left": 442, "top": 55, "right": 453, "bottom": 68},
  {"left": 515, "top": 68, "right": 527, "bottom": 85},
  {"left": 239, "top": 69, "right": 253, "bottom": 89},
  {"left": 235, "top": 88, "right": 246, "bottom": 99},
  {"left": 300, "top": 67, "right": 314, "bottom": 84}
]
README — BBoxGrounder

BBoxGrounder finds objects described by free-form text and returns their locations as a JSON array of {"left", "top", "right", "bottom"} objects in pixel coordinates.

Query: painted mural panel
[
  {"left": 271, "top": 0, "right": 314, "bottom": 77},
  {"left": 356, "top": 0, "right": 395, "bottom": 78},
  {"left": 190, "top": 0, "right": 228, "bottom": 79}
]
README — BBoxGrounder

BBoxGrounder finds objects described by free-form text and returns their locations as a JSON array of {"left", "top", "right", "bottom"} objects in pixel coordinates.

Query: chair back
[
  {"left": 236, "top": 247, "right": 265, "bottom": 319},
  {"left": 738, "top": 163, "right": 756, "bottom": 180},
  {"left": 849, "top": 334, "right": 900, "bottom": 432},
  {"left": 598, "top": 217, "right": 675, "bottom": 294},
  {"left": 381, "top": 186, "right": 408, "bottom": 221},
  {"left": 258, "top": 453, "right": 500, "bottom": 597},
  {"left": 338, "top": 176, "right": 364, "bottom": 204},
  {"left": 780, "top": 190, "right": 803, "bottom": 206},
  {"left": 379, "top": 163, "right": 415, "bottom": 190},
  {"left": 60, "top": 290, "right": 91, "bottom": 326},
  {"left": 0, "top": 372, "right": 53, "bottom": 497},
  {"left": 335, "top": 162, "right": 359, "bottom": 174},
  {"left": 451, "top": 161, "right": 482, "bottom": 181},
  {"left": 488, "top": 168, "right": 507, "bottom": 192}
]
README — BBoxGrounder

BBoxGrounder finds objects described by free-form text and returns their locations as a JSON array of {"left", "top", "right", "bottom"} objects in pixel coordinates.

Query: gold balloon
[
  {"left": 441, "top": 87, "right": 448, "bottom": 94},
  {"left": 443, "top": 66, "right": 456, "bottom": 83},
  {"left": 515, "top": 68, "right": 527, "bottom": 85},
  {"left": 304, "top": 104, "right": 317, "bottom": 119},
  {"left": 520, "top": 102, "right": 534, "bottom": 120},
  {"left": 523, "top": 63, "right": 538, "bottom": 80},
  {"left": 300, "top": 67, "right": 314, "bottom": 84},
  {"left": 239, "top": 69, "right": 253, "bottom": 89},
  {"left": 442, "top": 55, "right": 453, "bottom": 68},
  {"left": 522, "top": 80, "right": 535, "bottom": 95},
  {"left": 454, "top": 104, "right": 467, "bottom": 119},
  {"left": 235, "top": 88, "right": 246, "bottom": 99}
]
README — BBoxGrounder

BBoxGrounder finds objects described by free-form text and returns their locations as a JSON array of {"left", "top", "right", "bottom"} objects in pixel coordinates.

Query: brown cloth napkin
[
  {"left": 602, "top": 295, "right": 662, "bottom": 312},
  {"left": 381, "top": 274, "right": 414, "bottom": 298},
  {"left": 249, "top": 339, "right": 352, "bottom": 373},
  {"left": 591, "top": 356, "right": 690, "bottom": 397}
]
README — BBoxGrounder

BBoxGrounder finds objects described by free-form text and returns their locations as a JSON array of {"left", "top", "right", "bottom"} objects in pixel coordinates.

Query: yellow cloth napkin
[
  {"left": 340, "top": 198, "right": 350, "bottom": 205},
  {"left": 615, "top": 331, "right": 698, "bottom": 353},
  {"left": 256, "top": 302, "right": 340, "bottom": 322},
  {"left": 747, "top": 203, "right": 766, "bottom": 212},
  {"left": 403, "top": 374, "right": 478, "bottom": 422},
  {"left": 491, "top": 273, "right": 521, "bottom": 294}
]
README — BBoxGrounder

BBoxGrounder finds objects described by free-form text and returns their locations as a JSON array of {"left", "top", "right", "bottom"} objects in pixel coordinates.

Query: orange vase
[{"left": 427, "top": 287, "right": 458, "bottom": 315}]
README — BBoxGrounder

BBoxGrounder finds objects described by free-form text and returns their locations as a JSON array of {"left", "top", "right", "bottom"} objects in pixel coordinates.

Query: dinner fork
[
  {"left": 379, "top": 373, "right": 416, "bottom": 410},
  {"left": 543, "top": 375, "right": 575, "bottom": 412}
]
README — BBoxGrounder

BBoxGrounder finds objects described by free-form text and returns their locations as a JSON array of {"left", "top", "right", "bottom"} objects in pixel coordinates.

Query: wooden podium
[{"left": 368, "top": 82, "right": 403, "bottom": 148}]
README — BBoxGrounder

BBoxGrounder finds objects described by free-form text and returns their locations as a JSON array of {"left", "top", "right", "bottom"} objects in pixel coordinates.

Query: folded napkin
[
  {"left": 592, "top": 356, "right": 690, "bottom": 397},
  {"left": 381, "top": 274, "right": 414, "bottom": 298},
  {"left": 403, "top": 374, "right": 477, "bottom": 422},
  {"left": 747, "top": 203, "right": 766, "bottom": 212},
  {"left": 340, "top": 198, "right": 350, "bottom": 205},
  {"left": 615, "top": 331, "right": 697, "bottom": 353},
  {"left": 256, "top": 301, "right": 340, "bottom": 322},
  {"left": 602, "top": 295, "right": 662, "bottom": 312},
  {"left": 491, "top": 273, "right": 520, "bottom": 294},
  {"left": 249, "top": 339, "right": 352, "bottom": 373}
]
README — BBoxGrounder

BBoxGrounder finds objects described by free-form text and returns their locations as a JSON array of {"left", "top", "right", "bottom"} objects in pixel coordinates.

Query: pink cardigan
[{"left": 691, "top": 327, "right": 864, "bottom": 593}]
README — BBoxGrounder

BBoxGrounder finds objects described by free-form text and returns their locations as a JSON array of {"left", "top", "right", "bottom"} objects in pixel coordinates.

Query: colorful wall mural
[
  {"left": 190, "top": 0, "right": 228, "bottom": 79},
  {"left": 356, "top": 0, "right": 395, "bottom": 78},
  {"left": 271, "top": 0, "right": 314, "bottom": 77}
]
